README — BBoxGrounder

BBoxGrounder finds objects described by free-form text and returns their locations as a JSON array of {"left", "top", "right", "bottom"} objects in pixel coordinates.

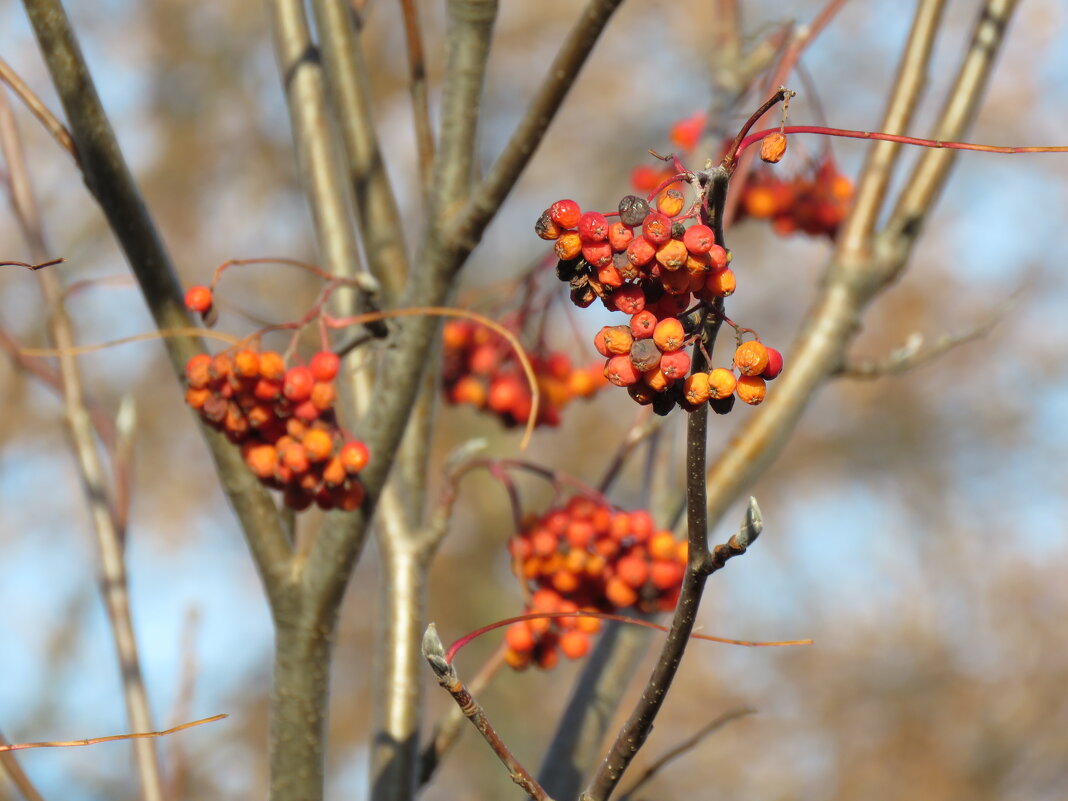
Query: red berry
[
  {"left": 340, "top": 440, "right": 370, "bottom": 474},
  {"left": 641, "top": 212, "right": 673, "bottom": 246},
  {"left": 184, "top": 285, "right": 213, "bottom": 314},
  {"left": 762, "top": 347, "right": 784, "bottom": 380},
  {"left": 283, "top": 366, "right": 315, "bottom": 402},
  {"left": 682, "top": 224, "right": 715, "bottom": 254},
  {"left": 549, "top": 199, "right": 582, "bottom": 229},
  {"left": 310, "top": 351, "right": 340, "bottom": 382},
  {"left": 577, "top": 211, "right": 609, "bottom": 243}
]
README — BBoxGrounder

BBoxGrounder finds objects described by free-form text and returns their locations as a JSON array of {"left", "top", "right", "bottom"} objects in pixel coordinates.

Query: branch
[
  {"left": 0, "top": 731, "right": 47, "bottom": 801},
  {"left": 703, "top": 0, "right": 1020, "bottom": 534},
  {"left": 617, "top": 707, "right": 756, "bottom": 801},
  {"left": 398, "top": 0, "right": 435, "bottom": 191},
  {"left": 308, "top": 0, "right": 409, "bottom": 300},
  {"left": 837, "top": 288, "right": 1019, "bottom": 379},
  {"left": 422, "top": 625, "right": 554, "bottom": 801},
  {"left": 449, "top": 0, "right": 624, "bottom": 253},
  {"left": 0, "top": 80, "right": 164, "bottom": 801},
  {"left": 0, "top": 54, "right": 76, "bottom": 160},
  {"left": 21, "top": 0, "right": 293, "bottom": 592}
]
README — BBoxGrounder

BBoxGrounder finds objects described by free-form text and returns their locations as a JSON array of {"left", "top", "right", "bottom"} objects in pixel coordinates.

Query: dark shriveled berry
[
  {"left": 618, "top": 195, "right": 650, "bottom": 227},
  {"left": 652, "top": 386, "right": 680, "bottom": 416},
  {"left": 555, "top": 257, "right": 580, "bottom": 282},
  {"left": 709, "top": 394, "right": 736, "bottom": 415},
  {"left": 628, "top": 338, "right": 661, "bottom": 372}
]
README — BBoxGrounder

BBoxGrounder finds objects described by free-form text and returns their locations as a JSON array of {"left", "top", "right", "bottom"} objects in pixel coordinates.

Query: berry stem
[
  {"left": 721, "top": 87, "right": 790, "bottom": 173},
  {"left": 735, "top": 124, "right": 1068, "bottom": 159}
]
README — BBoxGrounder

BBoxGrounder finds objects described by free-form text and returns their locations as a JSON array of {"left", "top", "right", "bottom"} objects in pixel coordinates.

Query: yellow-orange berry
[
  {"left": 535, "top": 210, "right": 561, "bottom": 240},
  {"left": 310, "top": 381, "right": 337, "bottom": 411},
  {"left": 233, "top": 349, "right": 260, "bottom": 378},
  {"left": 652, "top": 317, "right": 686, "bottom": 352},
  {"left": 553, "top": 231, "right": 582, "bottom": 261},
  {"left": 733, "top": 340, "right": 770, "bottom": 376},
  {"left": 605, "top": 576, "right": 639, "bottom": 609},
  {"left": 258, "top": 351, "right": 286, "bottom": 381},
  {"left": 705, "top": 267, "right": 736, "bottom": 297},
  {"left": 655, "top": 238, "right": 689, "bottom": 271},
  {"left": 185, "top": 354, "right": 212, "bottom": 388},
  {"left": 707, "top": 367, "right": 737, "bottom": 399},
  {"left": 302, "top": 429, "right": 334, "bottom": 462},
  {"left": 656, "top": 188, "right": 685, "bottom": 217},
  {"left": 736, "top": 374, "right": 767, "bottom": 405},
  {"left": 505, "top": 622, "right": 536, "bottom": 653},
  {"left": 682, "top": 372, "right": 711, "bottom": 405},
  {"left": 504, "top": 647, "right": 532, "bottom": 671},
  {"left": 760, "top": 131, "right": 788, "bottom": 163},
  {"left": 323, "top": 456, "right": 346, "bottom": 486},
  {"left": 184, "top": 386, "right": 211, "bottom": 409},
  {"left": 244, "top": 443, "right": 277, "bottom": 479},
  {"left": 559, "top": 630, "right": 591, "bottom": 660}
]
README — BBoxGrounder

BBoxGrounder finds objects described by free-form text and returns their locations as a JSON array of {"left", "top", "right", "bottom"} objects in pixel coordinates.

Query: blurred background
[{"left": 2, "top": 1, "right": 1067, "bottom": 799}]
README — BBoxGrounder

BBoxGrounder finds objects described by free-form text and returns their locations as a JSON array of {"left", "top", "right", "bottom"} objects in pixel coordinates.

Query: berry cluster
[
  {"left": 503, "top": 496, "right": 688, "bottom": 670},
  {"left": 536, "top": 194, "right": 781, "bottom": 413},
  {"left": 441, "top": 319, "right": 606, "bottom": 428},
  {"left": 182, "top": 287, "right": 369, "bottom": 511},
  {"left": 738, "top": 155, "right": 853, "bottom": 239}
]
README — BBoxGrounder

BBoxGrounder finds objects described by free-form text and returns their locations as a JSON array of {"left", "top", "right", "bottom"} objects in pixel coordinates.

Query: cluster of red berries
[
  {"left": 183, "top": 285, "right": 369, "bottom": 511},
  {"left": 737, "top": 155, "right": 853, "bottom": 239},
  {"left": 503, "top": 496, "right": 688, "bottom": 670},
  {"left": 441, "top": 319, "right": 606, "bottom": 428},
  {"left": 535, "top": 194, "right": 781, "bottom": 413}
]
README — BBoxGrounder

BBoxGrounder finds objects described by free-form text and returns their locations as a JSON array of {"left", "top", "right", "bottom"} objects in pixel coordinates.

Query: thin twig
[
  {"left": 0, "top": 80, "right": 165, "bottom": 801},
  {"left": 422, "top": 625, "right": 554, "bottom": 801},
  {"left": 0, "top": 54, "right": 76, "bottom": 160},
  {"left": 398, "top": 0, "right": 435, "bottom": 192},
  {"left": 0, "top": 716, "right": 226, "bottom": 753},
  {"left": 617, "top": 707, "right": 756, "bottom": 801}
]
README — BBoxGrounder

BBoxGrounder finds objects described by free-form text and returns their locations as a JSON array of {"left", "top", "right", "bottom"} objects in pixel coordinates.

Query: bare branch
[
  {"left": 21, "top": 0, "right": 293, "bottom": 589},
  {"left": 617, "top": 707, "right": 757, "bottom": 801},
  {"left": 0, "top": 78, "right": 165, "bottom": 801},
  {"left": 422, "top": 625, "right": 554, "bottom": 801},
  {"left": 398, "top": 0, "right": 435, "bottom": 192},
  {"left": 0, "top": 54, "right": 76, "bottom": 161}
]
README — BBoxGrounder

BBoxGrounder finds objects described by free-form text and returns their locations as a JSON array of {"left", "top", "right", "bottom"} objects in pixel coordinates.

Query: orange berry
[
  {"left": 504, "top": 647, "right": 532, "bottom": 671},
  {"left": 660, "top": 349, "right": 691, "bottom": 380},
  {"left": 531, "top": 588, "right": 561, "bottom": 612},
  {"left": 707, "top": 245, "right": 729, "bottom": 271},
  {"left": 233, "top": 349, "right": 260, "bottom": 378},
  {"left": 628, "top": 510, "right": 654, "bottom": 542},
  {"left": 551, "top": 569, "right": 580, "bottom": 594},
  {"left": 604, "top": 355, "right": 640, "bottom": 387},
  {"left": 449, "top": 375, "right": 487, "bottom": 406},
  {"left": 648, "top": 531, "right": 677, "bottom": 561},
  {"left": 650, "top": 559, "right": 685, "bottom": 591},
  {"left": 536, "top": 643, "right": 559, "bottom": 670},
  {"left": 340, "top": 440, "right": 370, "bottom": 474},
  {"left": 707, "top": 367, "right": 737, "bottom": 399},
  {"left": 531, "top": 528, "right": 558, "bottom": 557},
  {"left": 210, "top": 352, "right": 233, "bottom": 381},
  {"left": 566, "top": 519, "right": 595, "bottom": 549},
  {"left": 293, "top": 400, "right": 321, "bottom": 422},
  {"left": 605, "top": 576, "right": 639, "bottom": 609},
  {"left": 735, "top": 374, "right": 767, "bottom": 405},
  {"left": 534, "top": 210, "right": 561, "bottom": 241},
  {"left": 258, "top": 351, "right": 286, "bottom": 381},
  {"left": 184, "top": 285, "right": 213, "bottom": 314},
  {"left": 656, "top": 188, "right": 685, "bottom": 217},
  {"left": 643, "top": 367, "right": 671, "bottom": 393},
  {"left": 302, "top": 429, "right": 334, "bottom": 462},
  {"left": 683, "top": 372, "right": 711, "bottom": 405},
  {"left": 553, "top": 231, "right": 582, "bottom": 261},
  {"left": 323, "top": 456, "right": 346, "bottom": 486},
  {"left": 652, "top": 317, "right": 686, "bottom": 352},
  {"left": 576, "top": 610, "right": 601, "bottom": 634},
  {"left": 505, "top": 622, "right": 536, "bottom": 653},
  {"left": 244, "top": 443, "right": 278, "bottom": 479},
  {"left": 607, "top": 221, "right": 633, "bottom": 252},
  {"left": 705, "top": 267, "right": 736, "bottom": 297},
  {"left": 759, "top": 131, "right": 788, "bottom": 163},
  {"left": 185, "top": 354, "right": 212, "bottom": 388},
  {"left": 310, "top": 381, "right": 337, "bottom": 411},
  {"left": 733, "top": 340, "right": 770, "bottom": 376},
  {"left": 247, "top": 404, "right": 273, "bottom": 429},
  {"left": 254, "top": 378, "right": 282, "bottom": 402},
  {"left": 282, "top": 442, "right": 310, "bottom": 473},
  {"left": 184, "top": 386, "right": 211, "bottom": 410},
  {"left": 630, "top": 310, "right": 657, "bottom": 340},
  {"left": 655, "top": 238, "right": 688, "bottom": 271},
  {"left": 615, "top": 555, "right": 649, "bottom": 589},
  {"left": 559, "top": 630, "right": 590, "bottom": 660},
  {"left": 682, "top": 223, "right": 714, "bottom": 254}
]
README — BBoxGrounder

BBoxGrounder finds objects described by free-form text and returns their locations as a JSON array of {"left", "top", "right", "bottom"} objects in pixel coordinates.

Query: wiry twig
[
  {"left": 0, "top": 716, "right": 226, "bottom": 753},
  {"left": 0, "top": 80, "right": 164, "bottom": 801},
  {"left": 0, "top": 730, "right": 48, "bottom": 801},
  {"left": 0, "top": 55, "right": 76, "bottom": 160},
  {"left": 837, "top": 288, "right": 1016, "bottom": 379},
  {"left": 422, "top": 625, "right": 553, "bottom": 801},
  {"left": 399, "top": 0, "right": 434, "bottom": 193},
  {"left": 617, "top": 707, "right": 756, "bottom": 801}
]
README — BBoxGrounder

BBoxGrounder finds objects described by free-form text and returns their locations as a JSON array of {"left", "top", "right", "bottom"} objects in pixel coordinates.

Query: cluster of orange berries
[
  {"left": 737, "top": 155, "right": 853, "bottom": 239},
  {"left": 441, "top": 319, "right": 606, "bottom": 428},
  {"left": 535, "top": 194, "right": 781, "bottom": 413},
  {"left": 503, "top": 496, "right": 688, "bottom": 670},
  {"left": 182, "top": 285, "right": 369, "bottom": 510}
]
